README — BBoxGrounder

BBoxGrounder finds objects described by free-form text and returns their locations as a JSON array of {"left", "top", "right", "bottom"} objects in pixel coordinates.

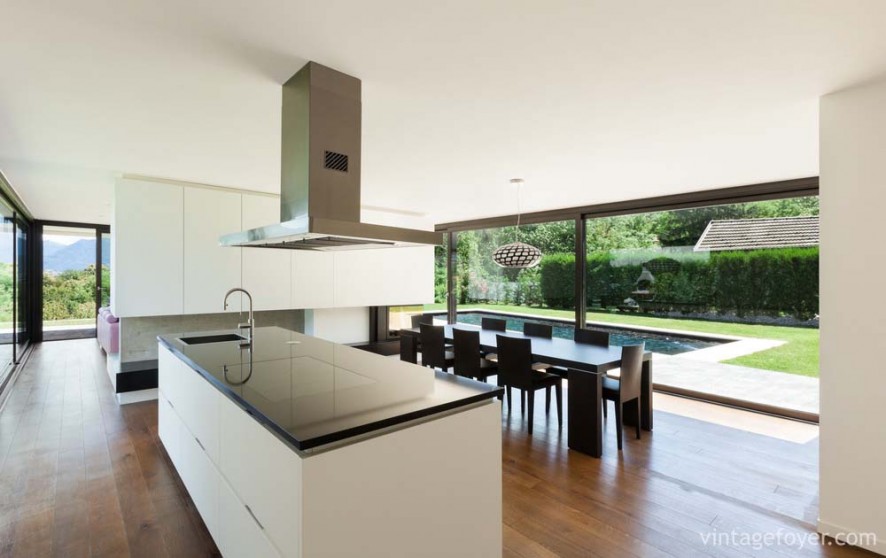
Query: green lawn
[
  {"left": 424, "top": 302, "right": 819, "bottom": 377},
  {"left": 44, "top": 318, "right": 96, "bottom": 328}
]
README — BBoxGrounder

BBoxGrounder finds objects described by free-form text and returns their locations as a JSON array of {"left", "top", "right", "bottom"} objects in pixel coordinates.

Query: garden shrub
[
  {"left": 538, "top": 247, "right": 819, "bottom": 319},
  {"left": 538, "top": 253, "right": 574, "bottom": 308}
]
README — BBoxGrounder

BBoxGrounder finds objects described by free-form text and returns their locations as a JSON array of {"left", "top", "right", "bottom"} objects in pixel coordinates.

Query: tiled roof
[{"left": 693, "top": 216, "right": 819, "bottom": 252}]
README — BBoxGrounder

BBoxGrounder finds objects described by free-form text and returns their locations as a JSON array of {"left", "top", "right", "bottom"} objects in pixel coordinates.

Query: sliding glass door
[
  {"left": 15, "top": 215, "right": 28, "bottom": 358},
  {"left": 0, "top": 210, "right": 14, "bottom": 381},
  {"left": 41, "top": 224, "right": 109, "bottom": 341}
]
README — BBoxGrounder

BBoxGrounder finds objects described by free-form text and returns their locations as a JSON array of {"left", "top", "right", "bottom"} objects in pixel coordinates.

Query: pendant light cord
[{"left": 515, "top": 180, "right": 522, "bottom": 243}]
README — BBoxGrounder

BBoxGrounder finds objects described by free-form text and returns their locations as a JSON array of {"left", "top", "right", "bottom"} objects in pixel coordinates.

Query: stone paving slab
[{"left": 654, "top": 355, "right": 819, "bottom": 415}]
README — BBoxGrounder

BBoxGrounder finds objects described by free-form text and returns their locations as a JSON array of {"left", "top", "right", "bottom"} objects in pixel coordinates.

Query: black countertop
[{"left": 158, "top": 326, "right": 502, "bottom": 453}]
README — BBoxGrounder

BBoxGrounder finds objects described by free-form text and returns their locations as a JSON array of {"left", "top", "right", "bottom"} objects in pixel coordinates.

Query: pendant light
[{"left": 492, "top": 178, "right": 542, "bottom": 269}]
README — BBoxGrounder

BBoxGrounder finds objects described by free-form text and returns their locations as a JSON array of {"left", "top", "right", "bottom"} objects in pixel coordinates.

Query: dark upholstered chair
[
  {"left": 481, "top": 317, "right": 507, "bottom": 363},
  {"left": 521, "top": 322, "right": 556, "bottom": 375},
  {"left": 602, "top": 343, "right": 644, "bottom": 450},
  {"left": 420, "top": 323, "right": 454, "bottom": 371},
  {"left": 400, "top": 334, "right": 418, "bottom": 364},
  {"left": 410, "top": 314, "right": 434, "bottom": 328},
  {"left": 452, "top": 328, "right": 498, "bottom": 382},
  {"left": 495, "top": 335, "right": 562, "bottom": 434},
  {"left": 574, "top": 328, "right": 610, "bottom": 347},
  {"left": 523, "top": 322, "right": 553, "bottom": 338}
]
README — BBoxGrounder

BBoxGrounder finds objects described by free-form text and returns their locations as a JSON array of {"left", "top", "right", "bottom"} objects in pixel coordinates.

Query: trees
[
  {"left": 42, "top": 266, "right": 98, "bottom": 321},
  {"left": 436, "top": 196, "right": 820, "bottom": 317}
]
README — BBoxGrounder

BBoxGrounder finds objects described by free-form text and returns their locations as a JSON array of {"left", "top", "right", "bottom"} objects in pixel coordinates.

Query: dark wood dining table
[{"left": 399, "top": 323, "right": 653, "bottom": 458}]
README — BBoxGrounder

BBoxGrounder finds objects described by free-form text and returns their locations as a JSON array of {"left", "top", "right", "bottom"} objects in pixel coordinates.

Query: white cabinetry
[
  {"left": 219, "top": 394, "right": 301, "bottom": 558},
  {"left": 184, "top": 188, "right": 242, "bottom": 314},
  {"left": 113, "top": 178, "right": 435, "bottom": 317},
  {"left": 159, "top": 344, "right": 297, "bottom": 557},
  {"left": 333, "top": 246, "right": 433, "bottom": 307},
  {"left": 158, "top": 342, "right": 501, "bottom": 558},
  {"left": 157, "top": 393, "right": 181, "bottom": 468},
  {"left": 218, "top": 475, "right": 281, "bottom": 558},
  {"left": 242, "top": 195, "right": 292, "bottom": 311},
  {"left": 291, "top": 252, "right": 334, "bottom": 309},
  {"left": 180, "top": 429, "right": 220, "bottom": 540},
  {"left": 112, "top": 179, "right": 184, "bottom": 317}
]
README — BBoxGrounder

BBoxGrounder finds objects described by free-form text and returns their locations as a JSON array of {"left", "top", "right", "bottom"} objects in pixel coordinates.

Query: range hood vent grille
[{"left": 324, "top": 150, "right": 349, "bottom": 173}]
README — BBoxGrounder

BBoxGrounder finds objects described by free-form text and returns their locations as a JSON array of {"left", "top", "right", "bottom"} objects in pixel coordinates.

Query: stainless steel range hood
[{"left": 220, "top": 62, "right": 441, "bottom": 250}]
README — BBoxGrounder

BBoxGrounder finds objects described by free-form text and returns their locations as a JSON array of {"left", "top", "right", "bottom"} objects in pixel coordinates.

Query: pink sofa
[{"left": 98, "top": 307, "right": 119, "bottom": 354}]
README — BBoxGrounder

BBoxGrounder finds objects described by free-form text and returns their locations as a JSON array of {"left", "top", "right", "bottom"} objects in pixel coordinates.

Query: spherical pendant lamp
[
  {"left": 492, "top": 241, "right": 542, "bottom": 268},
  {"left": 492, "top": 179, "right": 543, "bottom": 269}
]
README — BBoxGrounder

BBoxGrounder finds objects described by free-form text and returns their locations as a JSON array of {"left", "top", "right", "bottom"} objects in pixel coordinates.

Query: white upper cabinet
[
  {"left": 183, "top": 188, "right": 242, "bottom": 314},
  {"left": 333, "top": 246, "right": 434, "bottom": 308},
  {"left": 242, "top": 195, "right": 292, "bottom": 311},
  {"left": 112, "top": 179, "right": 184, "bottom": 317},
  {"left": 113, "top": 177, "right": 436, "bottom": 317},
  {"left": 292, "top": 251, "right": 334, "bottom": 309}
]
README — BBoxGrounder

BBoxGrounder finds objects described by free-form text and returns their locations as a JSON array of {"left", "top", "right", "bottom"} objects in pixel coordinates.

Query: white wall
[
  {"left": 304, "top": 307, "right": 370, "bottom": 345},
  {"left": 819, "top": 77, "right": 886, "bottom": 555}
]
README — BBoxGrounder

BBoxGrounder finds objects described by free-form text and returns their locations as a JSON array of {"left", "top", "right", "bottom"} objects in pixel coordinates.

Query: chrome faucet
[{"left": 224, "top": 288, "right": 254, "bottom": 346}]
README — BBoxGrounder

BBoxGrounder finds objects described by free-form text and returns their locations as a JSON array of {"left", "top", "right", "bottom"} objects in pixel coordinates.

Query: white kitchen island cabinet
[{"left": 158, "top": 326, "right": 502, "bottom": 558}]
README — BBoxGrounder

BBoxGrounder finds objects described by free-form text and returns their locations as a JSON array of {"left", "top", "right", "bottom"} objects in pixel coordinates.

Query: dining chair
[
  {"left": 420, "top": 323, "right": 454, "bottom": 371},
  {"left": 452, "top": 328, "right": 498, "bottom": 383},
  {"left": 523, "top": 322, "right": 553, "bottom": 338},
  {"left": 411, "top": 314, "right": 444, "bottom": 354},
  {"left": 480, "top": 317, "right": 507, "bottom": 364},
  {"left": 601, "top": 343, "right": 644, "bottom": 450},
  {"left": 574, "top": 328, "right": 610, "bottom": 346},
  {"left": 411, "top": 314, "right": 434, "bottom": 328},
  {"left": 399, "top": 333, "right": 418, "bottom": 364},
  {"left": 496, "top": 335, "right": 562, "bottom": 434},
  {"left": 521, "top": 322, "right": 557, "bottom": 379}
]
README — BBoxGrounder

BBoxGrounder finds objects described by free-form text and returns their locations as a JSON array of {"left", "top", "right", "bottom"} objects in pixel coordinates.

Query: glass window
[
  {"left": 0, "top": 208, "right": 15, "bottom": 381},
  {"left": 454, "top": 220, "right": 575, "bottom": 336},
  {"left": 584, "top": 195, "right": 819, "bottom": 413},
  {"left": 42, "top": 226, "right": 98, "bottom": 340},
  {"left": 100, "top": 231, "right": 110, "bottom": 308},
  {"left": 15, "top": 217, "right": 28, "bottom": 357}
]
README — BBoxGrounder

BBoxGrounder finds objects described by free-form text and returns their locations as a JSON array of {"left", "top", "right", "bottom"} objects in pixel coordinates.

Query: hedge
[{"left": 538, "top": 247, "right": 818, "bottom": 319}]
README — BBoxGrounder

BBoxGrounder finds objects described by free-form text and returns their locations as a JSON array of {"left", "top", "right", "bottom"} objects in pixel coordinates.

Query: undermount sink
[{"left": 179, "top": 333, "right": 247, "bottom": 345}]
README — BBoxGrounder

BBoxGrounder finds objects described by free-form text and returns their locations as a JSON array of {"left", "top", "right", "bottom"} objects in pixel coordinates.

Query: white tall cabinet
[
  {"left": 184, "top": 187, "right": 242, "bottom": 314},
  {"left": 112, "top": 179, "right": 184, "bottom": 317}
]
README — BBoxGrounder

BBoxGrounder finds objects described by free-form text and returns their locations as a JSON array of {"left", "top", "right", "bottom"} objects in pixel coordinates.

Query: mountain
[
  {"left": 0, "top": 236, "right": 109, "bottom": 270},
  {"left": 44, "top": 238, "right": 110, "bottom": 272},
  {"left": 43, "top": 240, "right": 67, "bottom": 258},
  {"left": 0, "top": 238, "right": 66, "bottom": 265}
]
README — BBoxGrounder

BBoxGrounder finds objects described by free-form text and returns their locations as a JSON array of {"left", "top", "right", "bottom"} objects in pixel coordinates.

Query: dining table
[{"left": 399, "top": 323, "right": 653, "bottom": 458}]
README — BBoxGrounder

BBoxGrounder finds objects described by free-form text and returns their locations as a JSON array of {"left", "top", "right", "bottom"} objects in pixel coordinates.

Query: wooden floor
[{"left": 0, "top": 340, "right": 873, "bottom": 557}]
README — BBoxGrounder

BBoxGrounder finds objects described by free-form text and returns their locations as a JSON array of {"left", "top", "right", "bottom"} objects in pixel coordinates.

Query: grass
[
  {"left": 44, "top": 318, "right": 96, "bottom": 328},
  {"left": 424, "top": 302, "right": 819, "bottom": 377}
]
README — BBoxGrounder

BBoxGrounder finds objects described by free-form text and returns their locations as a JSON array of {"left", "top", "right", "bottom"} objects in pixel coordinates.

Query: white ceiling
[{"left": 3, "top": 0, "right": 886, "bottom": 225}]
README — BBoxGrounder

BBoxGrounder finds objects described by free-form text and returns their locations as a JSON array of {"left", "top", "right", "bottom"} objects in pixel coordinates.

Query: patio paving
[{"left": 653, "top": 354, "right": 819, "bottom": 416}]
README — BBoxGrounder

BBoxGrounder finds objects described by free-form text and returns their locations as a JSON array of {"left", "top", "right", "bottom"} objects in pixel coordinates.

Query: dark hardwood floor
[{"left": 0, "top": 340, "right": 873, "bottom": 557}]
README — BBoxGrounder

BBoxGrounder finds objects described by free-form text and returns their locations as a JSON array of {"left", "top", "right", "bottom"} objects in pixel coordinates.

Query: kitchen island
[{"left": 157, "top": 326, "right": 503, "bottom": 558}]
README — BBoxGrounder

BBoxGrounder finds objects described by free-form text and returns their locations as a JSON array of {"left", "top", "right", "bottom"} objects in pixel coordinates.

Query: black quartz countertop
[{"left": 158, "top": 326, "right": 502, "bottom": 453}]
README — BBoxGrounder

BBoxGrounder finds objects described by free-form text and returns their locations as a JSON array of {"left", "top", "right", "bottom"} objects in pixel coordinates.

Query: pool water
[{"left": 452, "top": 312, "right": 723, "bottom": 355}]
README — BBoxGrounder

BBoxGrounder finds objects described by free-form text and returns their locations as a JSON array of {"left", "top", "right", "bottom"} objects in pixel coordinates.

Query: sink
[{"left": 179, "top": 333, "right": 247, "bottom": 345}]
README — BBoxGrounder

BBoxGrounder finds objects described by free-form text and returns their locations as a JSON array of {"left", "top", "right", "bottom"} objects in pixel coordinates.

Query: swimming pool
[{"left": 450, "top": 311, "right": 724, "bottom": 355}]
